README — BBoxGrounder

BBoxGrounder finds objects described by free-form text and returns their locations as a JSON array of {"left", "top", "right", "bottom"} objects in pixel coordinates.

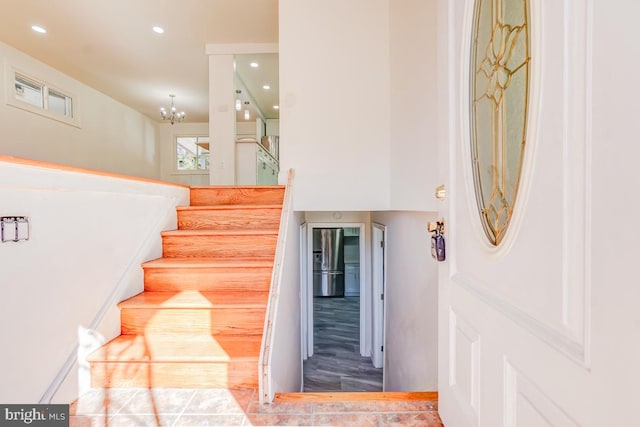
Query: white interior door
[{"left": 437, "top": 0, "right": 640, "bottom": 426}]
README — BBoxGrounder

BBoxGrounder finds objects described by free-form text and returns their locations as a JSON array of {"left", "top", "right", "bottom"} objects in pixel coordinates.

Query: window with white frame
[
  {"left": 176, "top": 136, "right": 210, "bottom": 171},
  {"left": 8, "top": 69, "right": 78, "bottom": 126}
]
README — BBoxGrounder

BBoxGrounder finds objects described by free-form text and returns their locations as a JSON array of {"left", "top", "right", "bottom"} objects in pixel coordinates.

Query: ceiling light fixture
[
  {"left": 262, "top": 85, "right": 270, "bottom": 90},
  {"left": 244, "top": 109, "right": 250, "bottom": 120},
  {"left": 31, "top": 25, "right": 47, "bottom": 34},
  {"left": 273, "top": 105, "right": 279, "bottom": 110},
  {"left": 152, "top": 26, "right": 165, "bottom": 34},
  {"left": 160, "top": 94, "right": 185, "bottom": 125},
  {"left": 250, "top": 62, "right": 259, "bottom": 68}
]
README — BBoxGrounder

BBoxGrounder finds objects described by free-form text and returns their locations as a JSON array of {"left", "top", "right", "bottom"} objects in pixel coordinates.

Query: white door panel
[{"left": 437, "top": 0, "right": 640, "bottom": 426}]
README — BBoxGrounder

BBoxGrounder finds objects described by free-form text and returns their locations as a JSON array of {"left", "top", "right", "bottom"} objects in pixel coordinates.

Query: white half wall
[
  {"left": 371, "top": 210, "right": 439, "bottom": 391},
  {"left": 0, "top": 42, "right": 161, "bottom": 179},
  {"left": 267, "top": 210, "right": 304, "bottom": 397},
  {"left": 0, "top": 158, "right": 189, "bottom": 404}
]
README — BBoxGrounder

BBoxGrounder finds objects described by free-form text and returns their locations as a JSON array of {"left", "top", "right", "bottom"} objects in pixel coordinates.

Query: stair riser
[
  {"left": 178, "top": 209, "right": 281, "bottom": 230},
  {"left": 162, "top": 234, "right": 277, "bottom": 258},
  {"left": 143, "top": 267, "right": 273, "bottom": 292},
  {"left": 121, "top": 308, "right": 266, "bottom": 335},
  {"left": 190, "top": 187, "right": 284, "bottom": 206},
  {"left": 90, "top": 361, "right": 258, "bottom": 388}
]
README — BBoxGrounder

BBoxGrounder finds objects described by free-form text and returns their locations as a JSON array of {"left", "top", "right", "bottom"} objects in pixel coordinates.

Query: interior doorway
[{"left": 300, "top": 222, "right": 385, "bottom": 392}]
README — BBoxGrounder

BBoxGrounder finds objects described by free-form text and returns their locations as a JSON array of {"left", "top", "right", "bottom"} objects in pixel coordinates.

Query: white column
[{"left": 208, "top": 54, "right": 236, "bottom": 185}]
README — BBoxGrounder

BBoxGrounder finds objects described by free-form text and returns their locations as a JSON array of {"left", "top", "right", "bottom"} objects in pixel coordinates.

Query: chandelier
[{"left": 160, "top": 94, "right": 185, "bottom": 125}]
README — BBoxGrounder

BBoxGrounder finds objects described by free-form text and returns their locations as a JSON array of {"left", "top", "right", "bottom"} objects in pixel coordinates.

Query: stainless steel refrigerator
[{"left": 312, "top": 228, "right": 345, "bottom": 297}]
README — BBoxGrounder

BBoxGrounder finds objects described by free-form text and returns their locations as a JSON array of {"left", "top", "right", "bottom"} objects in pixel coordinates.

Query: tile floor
[{"left": 69, "top": 388, "right": 444, "bottom": 426}]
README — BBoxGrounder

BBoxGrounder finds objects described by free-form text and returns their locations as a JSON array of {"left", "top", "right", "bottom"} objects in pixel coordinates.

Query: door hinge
[
  {"left": 380, "top": 293, "right": 384, "bottom": 301},
  {"left": 381, "top": 346, "right": 384, "bottom": 352},
  {"left": 380, "top": 240, "right": 384, "bottom": 248}
]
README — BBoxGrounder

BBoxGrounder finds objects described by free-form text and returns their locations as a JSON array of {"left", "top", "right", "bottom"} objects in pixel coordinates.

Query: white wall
[
  {"left": 279, "top": 0, "right": 439, "bottom": 211},
  {"left": 158, "top": 122, "right": 210, "bottom": 186},
  {"left": 371, "top": 210, "right": 439, "bottom": 391},
  {"left": 0, "top": 42, "right": 161, "bottom": 179},
  {"left": 0, "top": 158, "right": 189, "bottom": 403},
  {"left": 389, "top": 0, "right": 439, "bottom": 211},
  {"left": 279, "top": 0, "right": 391, "bottom": 210}
]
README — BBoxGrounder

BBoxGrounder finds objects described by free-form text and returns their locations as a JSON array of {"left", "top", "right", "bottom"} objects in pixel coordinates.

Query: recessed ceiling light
[
  {"left": 273, "top": 105, "right": 279, "bottom": 110},
  {"left": 250, "top": 62, "right": 259, "bottom": 68},
  {"left": 262, "top": 85, "right": 271, "bottom": 90},
  {"left": 31, "top": 25, "right": 47, "bottom": 34},
  {"left": 152, "top": 26, "right": 165, "bottom": 34}
]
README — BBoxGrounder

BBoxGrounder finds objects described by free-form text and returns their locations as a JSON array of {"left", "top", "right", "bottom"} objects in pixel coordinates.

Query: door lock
[{"left": 428, "top": 220, "right": 446, "bottom": 262}]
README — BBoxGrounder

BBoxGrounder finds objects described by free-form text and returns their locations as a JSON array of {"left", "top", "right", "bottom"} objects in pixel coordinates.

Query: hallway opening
[
  {"left": 303, "top": 295, "right": 382, "bottom": 391},
  {"left": 300, "top": 223, "right": 384, "bottom": 392}
]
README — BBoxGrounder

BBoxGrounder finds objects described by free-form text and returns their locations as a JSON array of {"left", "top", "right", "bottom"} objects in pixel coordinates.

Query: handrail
[{"left": 259, "top": 168, "right": 295, "bottom": 404}]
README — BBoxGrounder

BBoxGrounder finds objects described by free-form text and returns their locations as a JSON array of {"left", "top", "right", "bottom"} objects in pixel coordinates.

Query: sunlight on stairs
[{"left": 87, "top": 186, "right": 285, "bottom": 389}]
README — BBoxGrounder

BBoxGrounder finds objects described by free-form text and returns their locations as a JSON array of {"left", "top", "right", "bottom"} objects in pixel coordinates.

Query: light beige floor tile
[
  {"left": 244, "top": 413, "right": 314, "bottom": 426},
  {"left": 117, "top": 388, "right": 196, "bottom": 414},
  {"left": 380, "top": 412, "right": 443, "bottom": 427},
  {"left": 175, "top": 414, "right": 246, "bottom": 426},
  {"left": 311, "top": 401, "right": 377, "bottom": 413},
  {"left": 70, "top": 388, "right": 138, "bottom": 416},
  {"left": 312, "top": 413, "right": 380, "bottom": 426},
  {"left": 184, "top": 388, "right": 254, "bottom": 414}
]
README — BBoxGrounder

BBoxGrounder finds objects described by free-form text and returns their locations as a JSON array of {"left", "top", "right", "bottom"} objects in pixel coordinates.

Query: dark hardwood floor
[{"left": 303, "top": 296, "right": 383, "bottom": 392}]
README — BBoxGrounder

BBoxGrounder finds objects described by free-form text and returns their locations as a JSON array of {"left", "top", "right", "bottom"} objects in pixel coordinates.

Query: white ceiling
[{"left": 0, "top": 0, "right": 279, "bottom": 123}]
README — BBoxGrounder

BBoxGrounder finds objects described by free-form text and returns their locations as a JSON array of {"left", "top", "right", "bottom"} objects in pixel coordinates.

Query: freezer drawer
[{"left": 313, "top": 271, "right": 345, "bottom": 297}]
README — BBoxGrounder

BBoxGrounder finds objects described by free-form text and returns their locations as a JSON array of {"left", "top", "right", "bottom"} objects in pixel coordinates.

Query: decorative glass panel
[{"left": 470, "top": 0, "right": 530, "bottom": 245}]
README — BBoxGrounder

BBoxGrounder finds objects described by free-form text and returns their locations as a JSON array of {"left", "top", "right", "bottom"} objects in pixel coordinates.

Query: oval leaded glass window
[{"left": 470, "top": 0, "right": 530, "bottom": 245}]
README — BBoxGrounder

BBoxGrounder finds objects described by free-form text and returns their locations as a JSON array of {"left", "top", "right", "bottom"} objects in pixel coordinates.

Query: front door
[{"left": 437, "top": 0, "right": 640, "bottom": 426}]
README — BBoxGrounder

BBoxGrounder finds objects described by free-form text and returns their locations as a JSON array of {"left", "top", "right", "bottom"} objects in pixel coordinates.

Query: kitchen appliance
[{"left": 313, "top": 228, "right": 345, "bottom": 297}]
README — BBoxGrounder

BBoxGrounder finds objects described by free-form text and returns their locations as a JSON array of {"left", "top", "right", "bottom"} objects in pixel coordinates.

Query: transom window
[
  {"left": 7, "top": 68, "right": 78, "bottom": 127},
  {"left": 14, "top": 72, "right": 74, "bottom": 119}
]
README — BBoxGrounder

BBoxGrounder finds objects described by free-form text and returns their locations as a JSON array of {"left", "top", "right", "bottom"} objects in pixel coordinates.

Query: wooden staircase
[{"left": 87, "top": 185, "right": 285, "bottom": 389}]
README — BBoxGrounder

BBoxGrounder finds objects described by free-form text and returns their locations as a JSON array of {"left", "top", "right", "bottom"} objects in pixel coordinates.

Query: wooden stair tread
[
  {"left": 176, "top": 204, "right": 282, "bottom": 211},
  {"left": 190, "top": 185, "right": 284, "bottom": 190},
  {"left": 88, "top": 334, "right": 261, "bottom": 362},
  {"left": 142, "top": 257, "right": 274, "bottom": 269},
  {"left": 275, "top": 392, "right": 439, "bottom": 403},
  {"left": 119, "top": 290, "right": 269, "bottom": 308},
  {"left": 89, "top": 184, "right": 283, "bottom": 389},
  {"left": 161, "top": 229, "right": 279, "bottom": 237}
]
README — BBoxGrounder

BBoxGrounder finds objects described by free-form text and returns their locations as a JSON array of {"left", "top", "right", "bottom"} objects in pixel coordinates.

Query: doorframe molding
[
  {"left": 371, "top": 223, "right": 387, "bottom": 378},
  {"left": 300, "top": 222, "right": 369, "bottom": 364}
]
